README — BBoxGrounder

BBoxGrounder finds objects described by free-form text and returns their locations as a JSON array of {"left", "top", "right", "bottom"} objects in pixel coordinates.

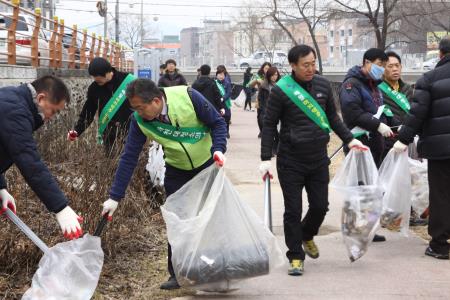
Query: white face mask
[{"left": 369, "top": 63, "right": 385, "bottom": 80}]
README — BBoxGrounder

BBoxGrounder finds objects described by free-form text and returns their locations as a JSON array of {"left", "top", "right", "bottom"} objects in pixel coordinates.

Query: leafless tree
[
  {"left": 109, "top": 15, "right": 157, "bottom": 49},
  {"left": 271, "top": 0, "right": 328, "bottom": 73}
]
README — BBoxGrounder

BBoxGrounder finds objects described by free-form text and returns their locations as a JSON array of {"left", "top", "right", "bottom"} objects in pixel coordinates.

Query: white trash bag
[
  {"left": 378, "top": 150, "right": 412, "bottom": 235},
  {"left": 409, "top": 158, "right": 429, "bottom": 216},
  {"left": 146, "top": 141, "right": 165, "bottom": 187},
  {"left": 161, "top": 165, "right": 285, "bottom": 291},
  {"left": 233, "top": 90, "right": 246, "bottom": 108},
  {"left": 22, "top": 235, "right": 104, "bottom": 300},
  {"left": 330, "top": 149, "right": 383, "bottom": 262}
]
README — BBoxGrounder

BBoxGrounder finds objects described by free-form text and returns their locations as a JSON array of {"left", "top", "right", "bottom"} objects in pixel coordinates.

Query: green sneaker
[
  {"left": 303, "top": 239, "right": 319, "bottom": 259},
  {"left": 288, "top": 259, "right": 304, "bottom": 276}
]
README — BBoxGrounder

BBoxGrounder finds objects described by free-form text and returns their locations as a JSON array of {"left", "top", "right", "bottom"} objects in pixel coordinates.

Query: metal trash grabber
[{"left": 264, "top": 172, "right": 273, "bottom": 232}]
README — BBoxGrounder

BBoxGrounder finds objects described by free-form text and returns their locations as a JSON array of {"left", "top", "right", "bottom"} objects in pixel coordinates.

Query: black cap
[{"left": 88, "top": 57, "right": 113, "bottom": 77}]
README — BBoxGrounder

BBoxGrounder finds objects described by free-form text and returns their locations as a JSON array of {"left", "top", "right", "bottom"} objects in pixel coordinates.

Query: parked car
[
  {"left": 238, "top": 50, "right": 288, "bottom": 69},
  {"left": 423, "top": 57, "right": 439, "bottom": 70},
  {"left": 0, "top": 15, "right": 50, "bottom": 66}
]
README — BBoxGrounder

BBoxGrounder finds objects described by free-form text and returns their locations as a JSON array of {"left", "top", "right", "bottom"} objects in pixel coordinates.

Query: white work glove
[
  {"left": 259, "top": 160, "right": 273, "bottom": 181},
  {"left": 377, "top": 123, "right": 393, "bottom": 137},
  {"left": 67, "top": 130, "right": 78, "bottom": 141},
  {"left": 0, "top": 189, "right": 16, "bottom": 215},
  {"left": 393, "top": 140, "right": 408, "bottom": 153},
  {"left": 55, "top": 206, "right": 83, "bottom": 240},
  {"left": 213, "top": 151, "right": 226, "bottom": 167},
  {"left": 220, "top": 108, "right": 225, "bottom": 116},
  {"left": 347, "top": 139, "right": 369, "bottom": 152},
  {"left": 102, "top": 199, "right": 119, "bottom": 220}
]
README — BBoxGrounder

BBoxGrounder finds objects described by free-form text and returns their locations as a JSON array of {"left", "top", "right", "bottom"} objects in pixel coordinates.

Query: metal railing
[{"left": 0, "top": 0, "right": 134, "bottom": 72}]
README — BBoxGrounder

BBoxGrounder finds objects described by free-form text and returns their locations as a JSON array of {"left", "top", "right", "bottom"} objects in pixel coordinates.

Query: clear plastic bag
[
  {"left": 330, "top": 149, "right": 383, "bottom": 262},
  {"left": 146, "top": 141, "right": 165, "bottom": 187},
  {"left": 161, "top": 165, "right": 285, "bottom": 291},
  {"left": 378, "top": 150, "right": 412, "bottom": 235},
  {"left": 22, "top": 235, "right": 104, "bottom": 300},
  {"left": 409, "top": 158, "right": 429, "bottom": 216}
]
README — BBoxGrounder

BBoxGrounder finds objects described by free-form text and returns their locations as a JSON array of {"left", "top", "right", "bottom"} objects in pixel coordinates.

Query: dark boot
[
  {"left": 160, "top": 276, "right": 180, "bottom": 290},
  {"left": 372, "top": 234, "right": 386, "bottom": 242},
  {"left": 425, "top": 246, "right": 449, "bottom": 260}
]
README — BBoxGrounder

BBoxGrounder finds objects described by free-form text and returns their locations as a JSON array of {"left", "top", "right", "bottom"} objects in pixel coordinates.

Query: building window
[
  {"left": 340, "top": 30, "right": 345, "bottom": 37},
  {"left": 340, "top": 45, "right": 345, "bottom": 53},
  {"left": 330, "top": 46, "right": 333, "bottom": 53},
  {"left": 330, "top": 30, "right": 334, "bottom": 38},
  {"left": 348, "top": 29, "right": 352, "bottom": 37}
]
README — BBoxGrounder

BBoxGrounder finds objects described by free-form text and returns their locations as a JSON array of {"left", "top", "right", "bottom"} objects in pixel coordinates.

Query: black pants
[
  {"left": 277, "top": 157, "right": 330, "bottom": 261},
  {"left": 244, "top": 88, "right": 252, "bottom": 110},
  {"left": 428, "top": 159, "right": 450, "bottom": 254},
  {"left": 164, "top": 160, "right": 214, "bottom": 278},
  {"left": 257, "top": 108, "right": 263, "bottom": 133}
]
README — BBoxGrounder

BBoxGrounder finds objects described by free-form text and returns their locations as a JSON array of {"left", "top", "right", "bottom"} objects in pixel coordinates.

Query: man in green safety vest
[
  {"left": 102, "top": 79, "right": 228, "bottom": 290},
  {"left": 68, "top": 57, "right": 135, "bottom": 155}
]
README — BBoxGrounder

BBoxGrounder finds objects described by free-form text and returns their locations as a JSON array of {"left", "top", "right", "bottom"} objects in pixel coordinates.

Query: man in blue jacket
[
  {"left": 339, "top": 48, "right": 393, "bottom": 242},
  {"left": 0, "top": 76, "right": 83, "bottom": 240},
  {"left": 101, "top": 79, "right": 227, "bottom": 290}
]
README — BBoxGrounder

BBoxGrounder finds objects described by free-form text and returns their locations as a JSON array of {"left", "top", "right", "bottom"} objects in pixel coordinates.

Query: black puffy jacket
[
  {"left": 157, "top": 70, "right": 188, "bottom": 87},
  {"left": 0, "top": 84, "right": 68, "bottom": 213},
  {"left": 192, "top": 75, "right": 224, "bottom": 112},
  {"left": 74, "top": 69, "right": 133, "bottom": 144},
  {"left": 261, "top": 74, "right": 353, "bottom": 161},
  {"left": 398, "top": 55, "right": 450, "bottom": 160}
]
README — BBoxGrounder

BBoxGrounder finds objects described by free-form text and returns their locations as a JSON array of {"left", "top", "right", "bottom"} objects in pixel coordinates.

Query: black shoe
[
  {"left": 372, "top": 234, "right": 386, "bottom": 242},
  {"left": 227, "top": 132, "right": 230, "bottom": 139},
  {"left": 409, "top": 217, "right": 428, "bottom": 226},
  {"left": 258, "top": 132, "right": 261, "bottom": 138},
  {"left": 425, "top": 246, "right": 449, "bottom": 260},
  {"left": 160, "top": 276, "right": 180, "bottom": 290}
]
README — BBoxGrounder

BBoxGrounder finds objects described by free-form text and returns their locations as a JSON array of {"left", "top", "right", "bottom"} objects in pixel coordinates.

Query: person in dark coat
[
  {"left": 0, "top": 76, "right": 83, "bottom": 240},
  {"left": 216, "top": 65, "right": 232, "bottom": 138},
  {"left": 243, "top": 67, "right": 253, "bottom": 111},
  {"left": 340, "top": 48, "right": 392, "bottom": 242},
  {"left": 258, "top": 66, "right": 280, "bottom": 155},
  {"left": 159, "top": 63, "right": 166, "bottom": 78},
  {"left": 157, "top": 59, "right": 188, "bottom": 87},
  {"left": 394, "top": 37, "right": 450, "bottom": 260},
  {"left": 339, "top": 48, "right": 392, "bottom": 169},
  {"left": 192, "top": 64, "right": 225, "bottom": 115},
  {"left": 248, "top": 62, "right": 272, "bottom": 137},
  {"left": 259, "top": 45, "right": 367, "bottom": 275},
  {"left": 68, "top": 57, "right": 134, "bottom": 155}
]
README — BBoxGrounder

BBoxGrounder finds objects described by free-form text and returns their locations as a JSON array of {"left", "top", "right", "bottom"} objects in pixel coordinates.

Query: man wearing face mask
[
  {"left": 68, "top": 57, "right": 134, "bottom": 155},
  {"left": 102, "top": 79, "right": 227, "bottom": 289},
  {"left": 340, "top": 48, "right": 391, "bottom": 242},
  {"left": 0, "top": 76, "right": 83, "bottom": 240}
]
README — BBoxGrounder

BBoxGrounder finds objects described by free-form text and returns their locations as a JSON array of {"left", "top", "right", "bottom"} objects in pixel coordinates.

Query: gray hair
[{"left": 126, "top": 79, "right": 161, "bottom": 103}]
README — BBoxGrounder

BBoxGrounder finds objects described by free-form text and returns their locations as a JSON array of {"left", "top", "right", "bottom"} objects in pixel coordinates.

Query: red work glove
[
  {"left": 67, "top": 130, "right": 78, "bottom": 141},
  {"left": 0, "top": 189, "right": 16, "bottom": 215},
  {"left": 213, "top": 151, "right": 226, "bottom": 167}
]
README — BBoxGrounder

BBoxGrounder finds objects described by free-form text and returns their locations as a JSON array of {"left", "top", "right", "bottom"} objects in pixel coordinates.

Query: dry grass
[{"left": 0, "top": 104, "right": 192, "bottom": 299}]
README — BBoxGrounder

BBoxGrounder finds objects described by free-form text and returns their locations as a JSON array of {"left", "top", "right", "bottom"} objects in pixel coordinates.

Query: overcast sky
[{"left": 55, "top": 0, "right": 248, "bottom": 38}]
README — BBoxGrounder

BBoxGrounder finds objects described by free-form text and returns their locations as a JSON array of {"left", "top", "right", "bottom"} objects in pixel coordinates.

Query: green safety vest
[{"left": 135, "top": 86, "right": 213, "bottom": 170}]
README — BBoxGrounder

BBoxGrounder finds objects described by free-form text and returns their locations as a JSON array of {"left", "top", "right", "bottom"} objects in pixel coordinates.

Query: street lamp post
[
  {"left": 140, "top": 0, "right": 144, "bottom": 47},
  {"left": 103, "top": 0, "right": 108, "bottom": 38}
]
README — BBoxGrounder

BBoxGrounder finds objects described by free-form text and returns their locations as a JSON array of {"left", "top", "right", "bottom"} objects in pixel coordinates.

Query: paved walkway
[{"left": 175, "top": 107, "right": 450, "bottom": 300}]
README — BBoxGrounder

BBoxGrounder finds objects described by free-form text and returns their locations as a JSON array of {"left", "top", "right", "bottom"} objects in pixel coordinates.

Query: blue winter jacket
[{"left": 0, "top": 85, "right": 68, "bottom": 213}]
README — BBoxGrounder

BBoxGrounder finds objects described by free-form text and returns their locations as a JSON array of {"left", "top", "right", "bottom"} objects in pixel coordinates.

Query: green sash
[
  {"left": 97, "top": 73, "right": 136, "bottom": 144},
  {"left": 134, "top": 112, "right": 208, "bottom": 144},
  {"left": 276, "top": 75, "right": 331, "bottom": 133},
  {"left": 215, "top": 79, "right": 231, "bottom": 109},
  {"left": 378, "top": 81, "right": 410, "bottom": 114}
]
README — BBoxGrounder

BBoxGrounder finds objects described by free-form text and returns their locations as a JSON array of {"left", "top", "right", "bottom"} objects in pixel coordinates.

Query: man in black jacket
[
  {"left": 192, "top": 64, "right": 225, "bottom": 114},
  {"left": 0, "top": 76, "right": 83, "bottom": 240},
  {"left": 157, "top": 59, "right": 188, "bottom": 87},
  {"left": 259, "top": 45, "right": 367, "bottom": 275},
  {"left": 68, "top": 57, "right": 133, "bottom": 155},
  {"left": 394, "top": 37, "right": 450, "bottom": 260}
]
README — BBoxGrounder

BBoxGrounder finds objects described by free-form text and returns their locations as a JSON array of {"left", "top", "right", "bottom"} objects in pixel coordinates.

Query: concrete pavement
[{"left": 174, "top": 107, "right": 450, "bottom": 300}]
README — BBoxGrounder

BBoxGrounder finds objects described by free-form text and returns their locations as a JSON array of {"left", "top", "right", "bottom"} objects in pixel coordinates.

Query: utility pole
[
  {"left": 140, "top": 0, "right": 144, "bottom": 47},
  {"left": 115, "top": 0, "right": 119, "bottom": 43},
  {"left": 103, "top": 0, "right": 108, "bottom": 38}
]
